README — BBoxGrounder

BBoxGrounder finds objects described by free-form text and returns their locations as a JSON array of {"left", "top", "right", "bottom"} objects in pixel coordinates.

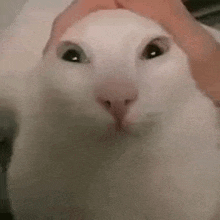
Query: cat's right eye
[
  {"left": 62, "top": 49, "right": 82, "bottom": 63},
  {"left": 57, "top": 41, "right": 89, "bottom": 63}
]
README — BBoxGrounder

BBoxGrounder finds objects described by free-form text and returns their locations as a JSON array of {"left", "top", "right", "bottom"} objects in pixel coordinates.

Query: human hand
[
  {"left": 116, "top": 0, "right": 187, "bottom": 24},
  {"left": 43, "top": 0, "right": 117, "bottom": 54},
  {"left": 117, "top": 0, "right": 218, "bottom": 60},
  {"left": 44, "top": 0, "right": 215, "bottom": 60},
  {"left": 117, "top": 0, "right": 220, "bottom": 103},
  {"left": 43, "top": 0, "right": 220, "bottom": 101}
]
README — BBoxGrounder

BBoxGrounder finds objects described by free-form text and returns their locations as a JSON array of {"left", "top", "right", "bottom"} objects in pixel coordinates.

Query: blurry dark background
[
  {"left": 183, "top": 0, "right": 220, "bottom": 28},
  {"left": 184, "top": 0, "right": 219, "bottom": 12}
]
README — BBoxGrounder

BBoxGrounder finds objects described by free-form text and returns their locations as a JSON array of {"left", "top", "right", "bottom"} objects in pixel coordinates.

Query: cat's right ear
[{"left": 42, "top": 11, "right": 64, "bottom": 56}]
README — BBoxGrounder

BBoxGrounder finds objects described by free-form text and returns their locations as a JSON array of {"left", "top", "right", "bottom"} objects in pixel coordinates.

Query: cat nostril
[
  {"left": 98, "top": 97, "right": 137, "bottom": 111},
  {"left": 104, "top": 100, "right": 111, "bottom": 109},
  {"left": 125, "top": 99, "right": 132, "bottom": 105}
]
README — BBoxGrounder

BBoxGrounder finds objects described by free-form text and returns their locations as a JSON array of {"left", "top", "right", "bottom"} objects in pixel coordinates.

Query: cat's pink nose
[{"left": 94, "top": 79, "right": 138, "bottom": 124}]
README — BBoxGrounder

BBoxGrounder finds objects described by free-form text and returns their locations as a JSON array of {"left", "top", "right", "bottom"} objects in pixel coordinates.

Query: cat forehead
[{"left": 60, "top": 9, "right": 169, "bottom": 45}]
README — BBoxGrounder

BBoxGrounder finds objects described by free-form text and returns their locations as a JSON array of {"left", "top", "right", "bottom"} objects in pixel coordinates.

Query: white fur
[{"left": 0, "top": 5, "right": 220, "bottom": 220}]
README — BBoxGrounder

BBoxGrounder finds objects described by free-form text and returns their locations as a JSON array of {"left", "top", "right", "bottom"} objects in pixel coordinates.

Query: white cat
[{"left": 1, "top": 6, "right": 220, "bottom": 220}]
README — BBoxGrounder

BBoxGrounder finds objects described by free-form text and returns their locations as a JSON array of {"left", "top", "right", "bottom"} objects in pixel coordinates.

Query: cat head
[{"left": 41, "top": 9, "right": 195, "bottom": 129}]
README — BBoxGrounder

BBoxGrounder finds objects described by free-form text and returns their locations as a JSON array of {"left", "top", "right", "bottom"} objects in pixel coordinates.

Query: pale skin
[{"left": 44, "top": 0, "right": 220, "bottom": 104}]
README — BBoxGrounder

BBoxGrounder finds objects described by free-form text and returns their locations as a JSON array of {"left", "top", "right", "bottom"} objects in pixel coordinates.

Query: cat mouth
[
  {"left": 97, "top": 119, "right": 136, "bottom": 141},
  {"left": 98, "top": 112, "right": 161, "bottom": 141}
]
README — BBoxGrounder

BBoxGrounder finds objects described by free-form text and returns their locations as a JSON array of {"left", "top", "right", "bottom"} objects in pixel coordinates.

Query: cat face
[{"left": 41, "top": 9, "right": 194, "bottom": 128}]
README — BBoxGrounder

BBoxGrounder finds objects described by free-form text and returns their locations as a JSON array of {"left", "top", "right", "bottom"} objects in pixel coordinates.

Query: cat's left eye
[
  {"left": 142, "top": 37, "right": 169, "bottom": 60},
  {"left": 144, "top": 44, "right": 163, "bottom": 59}
]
